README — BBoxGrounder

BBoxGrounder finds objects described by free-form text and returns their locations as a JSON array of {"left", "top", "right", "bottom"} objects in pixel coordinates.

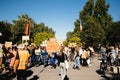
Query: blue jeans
[
  {"left": 42, "top": 56, "right": 47, "bottom": 67},
  {"left": 35, "top": 55, "right": 40, "bottom": 65},
  {"left": 75, "top": 56, "right": 80, "bottom": 68},
  {"left": 101, "top": 52, "right": 107, "bottom": 59}
]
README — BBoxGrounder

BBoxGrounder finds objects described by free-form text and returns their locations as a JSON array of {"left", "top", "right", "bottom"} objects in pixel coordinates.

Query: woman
[
  {"left": 41, "top": 47, "right": 48, "bottom": 68},
  {"left": 73, "top": 46, "right": 80, "bottom": 70},
  {"left": 34, "top": 46, "right": 41, "bottom": 66},
  {"left": 9, "top": 46, "right": 18, "bottom": 76},
  {"left": 58, "top": 46, "right": 67, "bottom": 80}
]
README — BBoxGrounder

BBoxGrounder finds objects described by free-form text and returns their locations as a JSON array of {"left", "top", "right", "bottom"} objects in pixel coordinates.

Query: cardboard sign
[
  {"left": 22, "top": 36, "right": 29, "bottom": 40},
  {"left": 5, "top": 41, "right": 12, "bottom": 48},
  {"left": 46, "top": 38, "right": 60, "bottom": 53}
]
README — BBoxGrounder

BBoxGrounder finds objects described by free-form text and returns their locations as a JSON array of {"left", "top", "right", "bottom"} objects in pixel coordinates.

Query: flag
[
  {"left": 25, "top": 22, "right": 29, "bottom": 35},
  {"left": 80, "top": 23, "right": 82, "bottom": 32}
]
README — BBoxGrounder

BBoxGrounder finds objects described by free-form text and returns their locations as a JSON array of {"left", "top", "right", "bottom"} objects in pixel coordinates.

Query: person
[
  {"left": 14, "top": 44, "right": 30, "bottom": 80},
  {"left": 101, "top": 45, "right": 107, "bottom": 60},
  {"left": 58, "top": 46, "right": 67, "bottom": 80},
  {"left": 9, "top": 46, "right": 18, "bottom": 76},
  {"left": 34, "top": 46, "right": 41, "bottom": 67},
  {"left": 29, "top": 45, "right": 35, "bottom": 66},
  {"left": 110, "top": 46, "right": 116, "bottom": 65},
  {"left": 97, "top": 44, "right": 101, "bottom": 57},
  {"left": 73, "top": 46, "right": 80, "bottom": 70},
  {"left": 0, "top": 44, "right": 3, "bottom": 72},
  {"left": 49, "top": 52, "right": 56, "bottom": 69},
  {"left": 41, "top": 47, "right": 48, "bottom": 68},
  {"left": 81, "top": 48, "right": 89, "bottom": 66},
  {"left": 70, "top": 45, "right": 75, "bottom": 61}
]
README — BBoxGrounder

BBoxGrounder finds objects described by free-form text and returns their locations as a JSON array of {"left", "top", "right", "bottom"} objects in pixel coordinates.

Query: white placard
[
  {"left": 5, "top": 41, "right": 12, "bottom": 48},
  {"left": 22, "top": 36, "right": 29, "bottom": 40}
]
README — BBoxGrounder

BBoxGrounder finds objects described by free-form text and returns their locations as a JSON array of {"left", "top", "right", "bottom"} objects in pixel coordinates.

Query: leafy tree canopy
[{"left": 34, "top": 32, "right": 54, "bottom": 46}]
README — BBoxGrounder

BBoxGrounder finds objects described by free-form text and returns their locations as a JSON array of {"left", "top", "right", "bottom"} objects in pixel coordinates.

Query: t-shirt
[
  {"left": 35, "top": 48, "right": 41, "bottom": 55},
  {"left": 58, "top": 53, "right": 66, "bottom": 62},
  {"left": 16, "top": 52, "right": 19, "bottom": 60}
]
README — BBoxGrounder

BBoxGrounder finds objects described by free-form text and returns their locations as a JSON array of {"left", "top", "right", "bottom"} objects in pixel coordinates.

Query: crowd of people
[
  {"left": 99, "top": 45, "right": 120, "bottom": 66},
  {"left": 0, "top": 42, "right": 120, "bottom": 80}
]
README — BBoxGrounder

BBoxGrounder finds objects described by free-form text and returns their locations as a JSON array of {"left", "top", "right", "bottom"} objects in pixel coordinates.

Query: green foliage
[
  {"left": 66, "top": 31, "right": 82, "bottom": 46},
  {"left": 80, "top": 0, "right": 112, "bottom": 47},
  {"left": 63, "top": 40, "right": 68, "bottom": 46},
  {"left": 0, "top": 21, "right": 12, "bottom": 43},
  {"left": 80, "top": 17, "right": 105, "bottom": 46},
  {"left": 94, "top": 0, "right": 112, "bottom": 31},
  {"left": 107, "top": 21, "right": 120, "bottom": 45},
  {"left": 31, "top": 23, "right": 55, "bottom": 38},
  {"left": 34, "top": 32, "right": 54, "bottom": 46},
  {"left": 66, "top": 0, "right": 113, "bottom": 47},
  {"left": 10, "top": 14, "right": 55, "bottom": 44},
  {"left": 30, "top": 23, "right": 55, "bottom": 43},
  {"left": 11, "top": 14, "right": 34, "bottom": 44}
]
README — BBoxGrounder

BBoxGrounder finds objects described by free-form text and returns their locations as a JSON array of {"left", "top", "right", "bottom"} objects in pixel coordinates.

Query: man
[{"left": 14, "top": 44, "right": 30, "bottom": 80}]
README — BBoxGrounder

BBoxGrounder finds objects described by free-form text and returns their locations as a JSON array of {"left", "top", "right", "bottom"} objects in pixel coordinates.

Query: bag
[{"left": 64, "top": 60, "right": 69, "bottom": 70}]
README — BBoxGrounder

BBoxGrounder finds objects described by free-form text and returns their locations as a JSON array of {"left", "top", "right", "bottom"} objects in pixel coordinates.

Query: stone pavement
[{"left": 26, "top": 57, "right": 109, "bottom": 80}]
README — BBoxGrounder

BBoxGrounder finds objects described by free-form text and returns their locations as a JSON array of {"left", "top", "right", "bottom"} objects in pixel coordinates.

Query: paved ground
[
  {"left": 26, "top": 57, "right": 112, "bottom": 80},
  {"left": 1, "top": 56, "right": 120, "bottom": 80}
]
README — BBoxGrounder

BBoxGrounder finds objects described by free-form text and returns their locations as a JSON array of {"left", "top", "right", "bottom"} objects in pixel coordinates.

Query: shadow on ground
[
  {"left": 29, "top": 75, "right": 39, "bottom": 80},
  {"left": 0, "top": 69, "right": 33, "bottom": 80},
  {"left": 96, "top": 69, "right": 120, "bottom": 80},
  {"left": 64, "top": 75, "right": 69, "bottom": 80}
]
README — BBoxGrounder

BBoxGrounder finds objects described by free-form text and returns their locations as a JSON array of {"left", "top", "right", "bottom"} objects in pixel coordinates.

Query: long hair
[{"left": 58, "top": 46, "right": 64, "bottom": 56}]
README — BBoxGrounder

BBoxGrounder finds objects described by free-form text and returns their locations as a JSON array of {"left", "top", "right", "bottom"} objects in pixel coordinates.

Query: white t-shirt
[{"left": 35, "top": 48, "right": 41, "bottom": 55}]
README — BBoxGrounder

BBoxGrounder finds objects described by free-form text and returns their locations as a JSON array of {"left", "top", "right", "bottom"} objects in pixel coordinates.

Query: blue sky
[{"left": 0, "top": 0, "right": 120, "bottom": 40}]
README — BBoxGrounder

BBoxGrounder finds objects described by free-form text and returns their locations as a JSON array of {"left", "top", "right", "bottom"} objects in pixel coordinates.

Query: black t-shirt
[
  {"left": 16, "top": 52, "right": 19, "bottom": 60},
  {"left": 71, "top": 47, "right": 75, "bottom": 53},
  {"left": 58, "top": 53, "right": 67, "bottom": 62}
]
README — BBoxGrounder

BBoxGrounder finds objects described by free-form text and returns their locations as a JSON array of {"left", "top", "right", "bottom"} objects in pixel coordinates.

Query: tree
[
  {"left": 107, "top": 21, "right": 120, "bottom": 45},
  {"left": 2, "top": 14, "right": 55, "bottom": 44},
  {"left": 80, "top": 18, "right": 105, "bottom": 46},
  {"left": 79, "top": 0, "right": 112, "bottom": 47},
  {"left": 66, "top": 31, "right": 82, "bottom": 46},
  {"left": 94, "top": 0, "right": 113, "bottom": 43},
  {"left": 66, "top": 0, "right": 113, "bottom": 47},
  {"left": 11, "top": 14, "right": 34, "bottom": 44},
  {"left": 30, "top": 23, "right": 55, "bottom": 43},
  {"left": 0, "top": 21, "right": 12, "bottom": 43},
  {"left": 80, "top": 0, "right": 94, "bottom": 23},
  {"left": 34, "top": 32, "right": 54, "bottom": 46}
]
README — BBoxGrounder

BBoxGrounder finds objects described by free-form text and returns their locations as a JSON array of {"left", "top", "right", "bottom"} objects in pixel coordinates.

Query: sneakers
[
  {"left": 88, "top": 64, "right": 92, "bottom": 67},
  {"left": 73, "top": 65, "right": 80, "bottom": 70}
]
